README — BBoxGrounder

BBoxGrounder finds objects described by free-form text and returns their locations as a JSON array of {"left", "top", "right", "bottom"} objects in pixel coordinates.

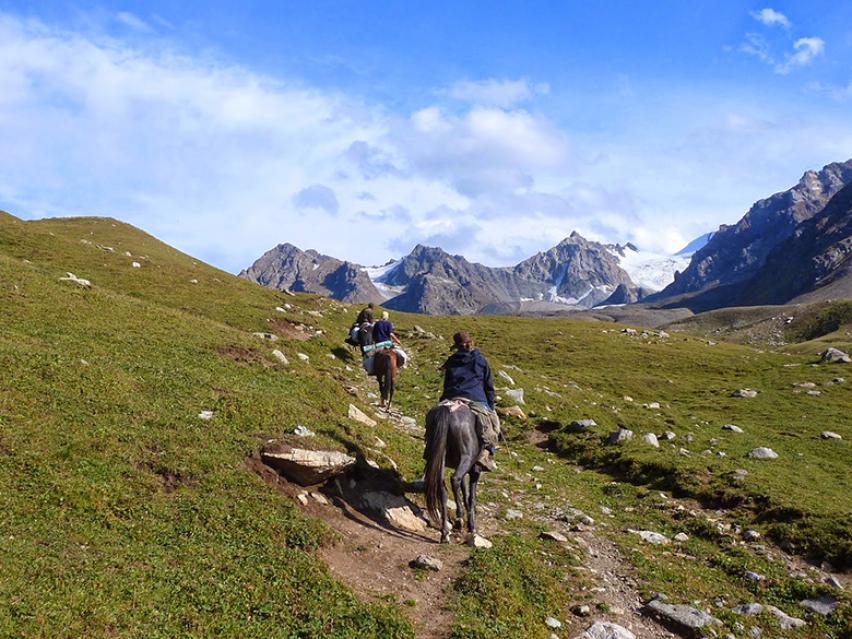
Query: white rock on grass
[
  {"left": 731, "top": 389, "right": 758, "bottom": 398},
  {"left": 607, "top": 428, "right": 633, "bottom": 444},
  {"left": 820, "top": 348, "right": 850, "bottom": 364},
  {"left": 131, "top": 261, "right": 141, "bottom": 268},
  {"left": 747, "top": 447, "right": 778, "bottom": 459},
  {"left": 271, "top": 350, "right": 289, "bottom": 364},
  {"left": 821, "top": 431, "right": 842, "bottom": 440},
  {"left": 631, "top": 529, "right": 670, "bottom": 545},
  {"left": 198, "top": 410, "right": 214, "bottom": 421},
  {"left": 253, "top": 332, "right": 279, "bottom": 341},
  {"left": 505, "top": 509, "right": 523, "bottom": 520},
  {"left": 59, "top": 272, "right": 92, "bottom": 288},
  {"left": 348, "top": 404, "right": 377, "bottom": 428},
  {"left": 575, "top": 621, "right": 636, "bottom": 639},
  {"left": 504, "top": 388, "right": 525, "bottom": 405},
  {"left": 468, "top": 534, "right": 493, "bottom": 549},
  {"left": 674, "top": 532, "right": 689, "bottom": 542},
  {"left": 540, "top": 530, "right": 568, "bottom": 543},
  {"left": 643, "top": 402, "right": 660, "bottom": 409},
  {"left": 732, "top": 603, "right": 763, "bottom": 615},
  {"left": 498, "top": 370, "right": 515, "bottom": 385},
  {"left": 545, "top": 616, "right": 562, "bottom": 629},
  {"left": 722, "top": 424, "right": 744, "bottom": 433},
  {"left": 297, "top": 352, "right": 309, "bottom": 361},
  {"left": 293, "top": 424, "right": 314, "bottom": 437},
  {"left": 765, "top": 605, "right": 806, "bottom": 630},
  {"left": 569, "top": 419, "right": 597, "bottom": 432},
  {"left": 641, "top": 433, "right": 660, "bottom": 448},
  {"left": 799, "top": 595, "right": 838, "bottom": 616}
]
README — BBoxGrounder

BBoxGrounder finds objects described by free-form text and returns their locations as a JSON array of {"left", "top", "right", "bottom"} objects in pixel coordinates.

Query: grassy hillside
[{"left": 1, "top": 212, "right": 849, "bottom": 638}]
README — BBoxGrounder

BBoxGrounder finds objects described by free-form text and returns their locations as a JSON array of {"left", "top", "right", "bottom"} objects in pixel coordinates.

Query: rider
[
  {"left": 356, "top": 302, "right": 375, "bottom": 326},
  {"left": 372, "top": 311, "right": 400, "bottom": 347},
  {"left": 440, "top": 331, "right": 500, "bottom": 471}
]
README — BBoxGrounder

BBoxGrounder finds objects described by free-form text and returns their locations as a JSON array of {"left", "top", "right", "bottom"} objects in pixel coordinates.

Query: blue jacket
[
  {"left": 372, "top": 319, "right": 394, "bottom": 343},
  {"left": 440, "top": 349, "right": 495, "bottom": 408}
]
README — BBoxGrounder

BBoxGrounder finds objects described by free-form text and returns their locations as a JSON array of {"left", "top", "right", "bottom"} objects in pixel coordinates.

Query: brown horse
[{"left": 373, "top": 347, "right": 398, "bottom": 409}]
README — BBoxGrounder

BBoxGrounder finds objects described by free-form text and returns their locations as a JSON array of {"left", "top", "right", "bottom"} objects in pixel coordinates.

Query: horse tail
[{"left": 424, "top": 404, "right": 450, "bottom": 524}]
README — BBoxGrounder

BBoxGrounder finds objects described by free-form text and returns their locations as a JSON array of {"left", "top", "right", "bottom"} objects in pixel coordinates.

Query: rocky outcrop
[
  {"left": 656, "top": 159, "right": 852, "bottom": 310},
  {"left": 239, "top": 243, "right": 383, "bottom": 303},
  {"left": 260, "top": 441, "right": 356, "bottom": 485}
]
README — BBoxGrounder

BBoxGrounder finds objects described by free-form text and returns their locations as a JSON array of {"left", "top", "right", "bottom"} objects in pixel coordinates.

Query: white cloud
[
  {"left": 292, "top": 184, "right": 339, "bottom": 216},
  {"left": 775, "top": 37, "right": 825, "bottom": 74},
  {"left": 740, "top": 33, "right": 774, "bottom": 64},
  {"left": 750, "top": 8, "right": 791, "bottom": 29},
  {"left": 442, "top": 78, "right": 549, "bottom": 108},
  {"left": 115, "top": 11, "right": 151, "bottom": 32}
]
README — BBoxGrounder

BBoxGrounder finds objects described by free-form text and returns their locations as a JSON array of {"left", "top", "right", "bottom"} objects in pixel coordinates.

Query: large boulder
[
  {"left": 821, "top": 347, "right": 850, "bottom": 363},
  {"left": 574, "top": 621, "right": 636, "bottom": 639},
  {"left": 261, "top": 441, "right": 355, "bottom": 485},
  {"left": 643, "top": 600, "right": 721, "bottom": 636},
  {"left": 360, "top": 491, "right": 428, "bottom": 533}
]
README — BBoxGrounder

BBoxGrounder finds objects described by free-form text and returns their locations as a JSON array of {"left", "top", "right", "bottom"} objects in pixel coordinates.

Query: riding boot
[{"left": 476, "top": 447, "right": 495, "bottom": 472}]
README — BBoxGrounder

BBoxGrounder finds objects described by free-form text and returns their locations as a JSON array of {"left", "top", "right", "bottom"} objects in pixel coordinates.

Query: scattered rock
[
  {"left": 643, "top": 402, "right": 661, "bottom": 410},
  {"left": 498, "top": 370, "right": 515, "bottom": 385},
  {"left": 261, "top": 441, "right": 356, "bottom": 485},
  {"left": 348, "top": 404, "right": 377, "bottom": 428},
  {"left": 732, "top": 603, "right": 763, "bottom": 615},
  {"left": 743, "top": 529, "right": 761, "bottom": 542},
  {"left": 659, "top": 431, "right": 677, "bottom": 440},
  {"left": 131, "top": 261, "right": 141, "bottom": 268},
  {"left": 540, "top": 530, "right": 568, "bottom": 543},
  {"left": 747, "top": 447, "right": 778, "bottom": 460},
  {"left": 297, "top": 353, "right": 310, "bottom": 361},
  {"left": 505, "top": 509, "right": 523, "bottom": 521},
  {"left": 641, "top": 432, "right": 660, "bottom": 448},
  {"left": 621, "top": 328, "right": 637, "bottom": 335},
  {"left": 545, "top": 616, "right": 562, "bottom": 629},
  {"left": 631, "top": 530, "right": 669, "bottom": 545},
  {"left": 310, "top": 492, "right": 328, "bottom": 505},
  {"left": 293, "top": 424, "right": 314, "bottom": 437},
  {"left": 498, "top": 405, "right": 527, "bottom": 420},
  {"left": 571, "top": 604, "right": 591, "bottom": 617},
  {"left": 467, "top": 534, "right": 493, "bottom": 549},
  {"left": 296, "top": 493, "right": 309, "bottom": 506},
  {"left": 197, "top": 410, "right": 214, "bottom": 421},
  {"left": 730, "top": 468, "right": 749, "bottom": 484},
  {"left": 190, "top": 278, "right": 198, "bottom": 284},
  {"left": 799, "top": 595, "right": 838, "bottom": 616},
  {"left": 576, "top": 621, "right": 636, "bottom": 639},
  {"left": 607, "top": 428, "right": 633, "bottom": 444},
  {"left": 820, "top": 348, "right": 850, "bottom": 364},
  {"left": 824, "top": 575, "right": 843, "bottom": 589},
  {"left": 622, "top": 395, "right": 634, "bottom": 402},
  {"left": 504, "top": 388, "right": 525, "bottom": 405},
  {"left": 744, "top": 571, "right": 765, "bottom": 582},
  {"left": 271, "top": 349, "right": 289, "bottom": 364},
  {"left": 569, "top": 419, "right": 597, "bottom": 432},
  {"left": 411, "top": 554, "right": 442, "bottom": 571},
  {"left": 722, "top": 424, "right": 744, "bottom": 433},
  {"left": 765, "top": 605, "right": 805, "bottom": 630},
  {"left": 58, "top": 272, "right": 92, "bottom": 288},
  {"left": 643, "top": 600, "right": 722, "bottom": 635},
  {"left": 806, "top": 389, "right": 821, "bottom": 396},
  {"left": 731, "top": 389, "right": 758, "bottom": 398},
  {"left": 252, "top": 332, "right": 279, "bottom": 341},
  {"left": 674, "top": 532, "right": 689, "bottom": 542},
  {"left": 821, "top": 431, "right": 842, "bottom": 440},
  {"left": 360, "top": 491, "right": 427, "bottom": 533}
]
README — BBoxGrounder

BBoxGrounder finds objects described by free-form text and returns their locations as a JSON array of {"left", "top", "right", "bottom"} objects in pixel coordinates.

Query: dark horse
[
  {"left": 424, "top": 403, "right": 481, "bottom": 544},
  {"left": 373, "top": 348, "right": 397, "bottom": 409},
  {"left": 356, "top": 324, "right": 398, "bottom": 409}
]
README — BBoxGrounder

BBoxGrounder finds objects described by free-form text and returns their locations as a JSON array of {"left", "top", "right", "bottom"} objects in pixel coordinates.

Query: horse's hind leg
[
  {"left": 467, "top": 468, "right": 481, "bottom": 535},
  {"left": 451, "top": 472, "right": 466, "bottom": 531},
  {"left": 439, "top": 479, "right": 450, "bottom": 544}
]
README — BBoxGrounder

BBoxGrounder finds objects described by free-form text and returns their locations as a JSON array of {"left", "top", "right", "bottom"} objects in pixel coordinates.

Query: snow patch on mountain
[
  {"left": 609, "top": 232, "right": 712, "bottom": 292},
  {"left": 363, "top": 260, "right": 404, "bottom": 299}
]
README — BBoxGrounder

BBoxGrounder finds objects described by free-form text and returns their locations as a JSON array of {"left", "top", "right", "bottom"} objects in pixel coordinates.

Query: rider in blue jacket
[{"left": 440, "top": 331, "right": 500, "bottom": 470}]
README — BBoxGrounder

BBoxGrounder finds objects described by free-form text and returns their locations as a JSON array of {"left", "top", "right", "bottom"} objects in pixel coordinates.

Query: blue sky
[{"left": 1, "top": 2, "right": 851, "bottom": 271}]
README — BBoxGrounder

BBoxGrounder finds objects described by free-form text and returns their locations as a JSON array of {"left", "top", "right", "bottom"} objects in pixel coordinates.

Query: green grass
[{"left": 1, "top": 212, "right": 849, "bottom": 638}]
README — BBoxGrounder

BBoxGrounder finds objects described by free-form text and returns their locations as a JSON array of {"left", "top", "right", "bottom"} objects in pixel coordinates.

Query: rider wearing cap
[{"left": 440, "top": 331, "right": 501, "bottom": 471}]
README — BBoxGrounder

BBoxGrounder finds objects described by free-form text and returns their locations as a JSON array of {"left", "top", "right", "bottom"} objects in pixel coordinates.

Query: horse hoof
[
  {"left": 453, "top": 519, "right": 463, "bottom": 531},
  {"left": 439, "top": 535, "right": 450, "bottom": 544}
]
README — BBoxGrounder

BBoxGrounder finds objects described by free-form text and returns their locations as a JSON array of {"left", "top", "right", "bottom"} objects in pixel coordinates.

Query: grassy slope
[{"left": 1, "top": 213, "right": 850, "bottom": 638}]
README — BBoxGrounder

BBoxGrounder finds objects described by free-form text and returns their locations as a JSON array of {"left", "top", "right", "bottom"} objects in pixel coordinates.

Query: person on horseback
[
  {"left": 440, "top": 331, "right": 500, "bottom": 471},
  {"left": 356, "top": 302, "right": 374, "bottom": 326},
  {"left": 347, "top": 302, "right": 375, "bottom": 346},
  {"left": 372, "top": 311, "right": 401, "bottom": 347}
]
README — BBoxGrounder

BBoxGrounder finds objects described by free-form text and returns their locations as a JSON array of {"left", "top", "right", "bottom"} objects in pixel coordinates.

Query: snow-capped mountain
[{"left": 608, "top": 233, "right": 713, "bottom": 293}]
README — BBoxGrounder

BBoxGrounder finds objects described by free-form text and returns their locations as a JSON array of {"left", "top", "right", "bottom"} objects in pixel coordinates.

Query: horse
[
  {"left": 373, "top": 347, "right": 398, "bottom": 409},
  {"left": 423, "top": 402, "right": 481, "bottom": 544}
]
